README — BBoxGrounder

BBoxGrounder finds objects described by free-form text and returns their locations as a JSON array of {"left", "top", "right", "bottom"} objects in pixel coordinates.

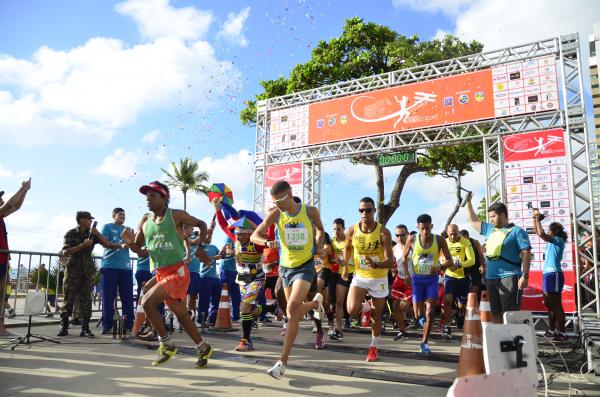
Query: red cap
[{"left": 139, "top": 182, "right": 169, "bottom": 198}]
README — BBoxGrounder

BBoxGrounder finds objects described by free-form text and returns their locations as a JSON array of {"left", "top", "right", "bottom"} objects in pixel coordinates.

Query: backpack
[{"left": 485, "top": 224, "right": 521, "bottom": 266}]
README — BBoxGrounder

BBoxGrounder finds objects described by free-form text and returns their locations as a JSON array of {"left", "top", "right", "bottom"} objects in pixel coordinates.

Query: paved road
[{"left": 0, "top": 320, "right": 597, "bottom": 396}]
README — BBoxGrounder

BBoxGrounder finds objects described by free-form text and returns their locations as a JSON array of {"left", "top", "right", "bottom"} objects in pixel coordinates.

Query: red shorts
[
  {"left": 391, "top": 275, "right": 413, "bottom": 301},
  {"left": 155, "top": 261, "right": 190, "bottom": 305}
]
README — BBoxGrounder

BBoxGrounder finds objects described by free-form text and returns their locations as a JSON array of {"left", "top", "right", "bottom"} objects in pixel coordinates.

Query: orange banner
[{"left": 308, "top": 69, "right": 495, "bottom": 144}]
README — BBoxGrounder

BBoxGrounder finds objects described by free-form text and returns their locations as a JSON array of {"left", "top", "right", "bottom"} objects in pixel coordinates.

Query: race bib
[
  {"left": 285, "top": 227, "right": 308, "bottom": 247},
  {"left": 452, "top": 256, "right": 461, "bottom": 267},
  {"left": 396, "top": 258, "right": 405, "bottom": 277},
  {"left": 416, "top": 253, "right": 434, "bottom": 274},
  {"left": 359, "top": 255, "right": 381, "bottom": 270},
  {"left": 313, "top": 257, "right": 323, "bottom": 268}
]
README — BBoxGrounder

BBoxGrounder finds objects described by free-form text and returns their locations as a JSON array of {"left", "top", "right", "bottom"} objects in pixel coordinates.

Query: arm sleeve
[
  {"left": 480, "top": 222, "right": 492, "bottom": 237},
  {"left": 62, "top": 230, "right": 74, "bottom": 251},
  {"left": 462, "top": 239, "right": 476, "bottom": 268},
  {"left": 101, "top": 224, "right": 111, "bottom": 240},
  {"left": 215, "top": 210, "right": 236, "bottom": 241},
  {"left": 517, "top": 228, "right": 532, "bottom": 251}
]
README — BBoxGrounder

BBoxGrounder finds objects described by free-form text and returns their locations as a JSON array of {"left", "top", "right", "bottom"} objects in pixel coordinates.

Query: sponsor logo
[
  {"left": 444, "top": 97, "right": 453, "bottom": 106},
  {"left": 316, "top": 119, "right": 324, "bottom": 128},
  {"left": 328, "top": 116, "right": 336, "bottom": 126},
  {"left": 475, "top": 91, "right": 484, "bottom": 102},
  {"left": 458, "top": 94, "right": 469, "bottom": 104},
  {"left": 340, "top": 114, "right": 348, "bottom": 125}
]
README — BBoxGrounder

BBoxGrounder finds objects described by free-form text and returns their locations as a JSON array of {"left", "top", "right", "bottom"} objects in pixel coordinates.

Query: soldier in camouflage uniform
[{"left": 58, "top": 211, "right": 127, "bottom": 337}]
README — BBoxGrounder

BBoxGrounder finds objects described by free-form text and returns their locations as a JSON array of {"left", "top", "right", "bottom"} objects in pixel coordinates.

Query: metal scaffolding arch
[{"left": 253, "top": 33, "right": 598, "bottom": 317}]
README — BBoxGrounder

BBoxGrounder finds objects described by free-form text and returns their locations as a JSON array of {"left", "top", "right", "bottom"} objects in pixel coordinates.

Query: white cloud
[
  {"left": 392, "top": 0, "right": 475, "bottom": 15},
  {"left": 217, "top": 7, "right": 251, "bottom": 47},
  {"left": 0, "top": 163, "right": 32, "bottom": 180},
  {"left": 4, "top": 210, "right": 74, "bottom": 254},
  {"left": 115, "top": 0, "right": 213, "bottom": 41},
  {"left": 95, "top": 148, "right": 144, "bottom": 179},
  {"left": 141, "top": 129, "right": 161, "bottom": 144},
  {"left": 0, "top": 2, "right": 240, "bottom": 147}
]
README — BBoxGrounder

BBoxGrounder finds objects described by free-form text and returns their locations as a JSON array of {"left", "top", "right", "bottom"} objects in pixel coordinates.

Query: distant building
[{"left": 589, "top": 23, "right": 600, "bottom": 226}]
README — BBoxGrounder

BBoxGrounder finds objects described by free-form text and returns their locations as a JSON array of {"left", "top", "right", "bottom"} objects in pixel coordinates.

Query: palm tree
[{"left": 161, "top": 158, "right": 209, "bottom": 211}]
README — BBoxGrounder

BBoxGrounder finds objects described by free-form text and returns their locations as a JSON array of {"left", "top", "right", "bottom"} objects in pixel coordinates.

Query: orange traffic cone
[
  {"left": 213, "top": 283, "right": 236, "bottom": 332},
  {"left": 457, "top": 292, "right": 485, "bottom": 377},
  {"left": 479, "top": 290, "right": 493, "bottom": 329},
  {"left": 131, "top": 294, "right": 146, "bottom": 336}
]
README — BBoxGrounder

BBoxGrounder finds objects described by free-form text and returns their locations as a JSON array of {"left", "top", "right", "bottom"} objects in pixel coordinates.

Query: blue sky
[{"left": 0, "top": 0, "right": 597, "bottom": 254}]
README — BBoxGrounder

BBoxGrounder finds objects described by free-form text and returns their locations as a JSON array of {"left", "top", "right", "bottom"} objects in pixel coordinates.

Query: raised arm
[
  {"left": 533, "top": 213, "right": 551, "bottom": 242},
  {"left": 0, "top": 178, "right": 31, "bottom": 218},
  {"left": 465, "top": 194, "right": 482, "bottom": 234}
]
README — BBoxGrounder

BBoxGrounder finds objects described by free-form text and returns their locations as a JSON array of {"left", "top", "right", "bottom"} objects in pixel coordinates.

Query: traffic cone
[
  {"left": 479, "top": 290, "right": 493, "bottom": 329},
  {"left": 131, "top": 295, "right": 145, "bottom": 336},
  {"left": 213, "top": 283, "right": 236, "bottom": 332},
  {"left": 457, "top": 292, "right": 485, "bottom": 377}
]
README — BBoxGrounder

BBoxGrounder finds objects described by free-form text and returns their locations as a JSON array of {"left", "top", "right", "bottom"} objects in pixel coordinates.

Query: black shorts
[
  {"left": 465, "top": 266, "right": 483, "bottom": 288},
  {"left": 335, "top": 272, "right": 353, "bottom": 288},
  {"left": 317, "top": 268, "right": 334, "bottom": 287}
]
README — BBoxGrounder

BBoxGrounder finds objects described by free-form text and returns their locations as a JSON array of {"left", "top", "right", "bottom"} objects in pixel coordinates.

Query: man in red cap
[
  {"left": 0, "top": 178, "right": 31, "bottom": 331},
  {"left": 121, "top": 181, "right": 213, "bottom": 368}
]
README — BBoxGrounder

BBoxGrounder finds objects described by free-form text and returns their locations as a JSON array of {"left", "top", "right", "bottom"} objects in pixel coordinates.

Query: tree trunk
[
  {"left": 375, "top": 162, "right": 433, "bottom": 226},
  {"left": 183, "top": 191, "right": 187, "bottom": 211},
  {"left": 444, "top": 175, "right": 462, "bottom": 229}
]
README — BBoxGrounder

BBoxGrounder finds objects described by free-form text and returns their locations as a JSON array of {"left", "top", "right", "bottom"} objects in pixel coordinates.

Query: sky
[{"left": 0, "top": 0, "right": 599, "bottom": 257}]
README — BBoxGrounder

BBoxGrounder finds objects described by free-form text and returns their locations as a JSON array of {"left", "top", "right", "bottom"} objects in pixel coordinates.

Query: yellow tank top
[
  {"left": 445, "top": 237, "right": 470, "bottom": 279},
  {"left": 353, "top": 223, "right": 387, "bottom": 279},
  {"left": 332, "top": 236, "right": 354, "bottom": 274},
  {"left": 412, "top": 234, "right": 440, "bottom": 275},
  {"left": 275, "top": 204, "right": 314, "bottom": 269}
]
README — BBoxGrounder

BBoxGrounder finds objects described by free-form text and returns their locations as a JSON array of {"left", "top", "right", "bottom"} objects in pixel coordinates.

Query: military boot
[
  {"left": 57, "top": 316, "right": 69, "bottom": 337},
  {"left": 80, "top": 319, "right": 95, "bottom": 338}
]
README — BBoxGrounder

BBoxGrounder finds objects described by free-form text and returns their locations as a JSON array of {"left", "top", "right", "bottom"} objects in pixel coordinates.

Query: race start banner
[
  {"left": 263, "top": 162, "right": 303, "bottom": 212},
  {"left": 502, "top": 128, "right": 576, "bottom": 313},
  {"left": 267, "top": 55, "right": 558, "bottom": 151}
]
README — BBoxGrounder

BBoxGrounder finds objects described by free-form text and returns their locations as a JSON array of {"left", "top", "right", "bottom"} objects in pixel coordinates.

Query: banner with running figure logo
[
  {"left": 267, "top": 55, "right": 559, "bottom": 149},
  {"left": 502, "top": 128, "right": 576, "bottom": 313},
  {"left": 263, "top": 162, "right": 303, "bottom": 212}
]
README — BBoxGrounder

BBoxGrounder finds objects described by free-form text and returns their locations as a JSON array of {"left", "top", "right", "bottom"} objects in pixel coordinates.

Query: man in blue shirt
[
  {"left": 198, "top": 237, "right": 222, "bottom": 325},
  {"left": 100, "top": 208, "right": 134, "bottom": 333},
  {"left": 220, "top": 237, "right": 241, "bottom": 321},
  {"left": 184, "top": 225, "right": 202, "bottom": 320},
  {"left": 465, "top": 197, "right": 531, "bottom": 323}
]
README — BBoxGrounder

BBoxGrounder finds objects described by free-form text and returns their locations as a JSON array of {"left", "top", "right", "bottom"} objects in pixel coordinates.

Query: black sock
[{"left": 242, "top": 313, "right": 253, "bottom": 340}]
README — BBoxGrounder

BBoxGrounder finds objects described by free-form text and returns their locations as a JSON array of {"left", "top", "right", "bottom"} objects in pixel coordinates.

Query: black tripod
[{"left": 9, "top": 315, "right": 61, "bottom": 350}]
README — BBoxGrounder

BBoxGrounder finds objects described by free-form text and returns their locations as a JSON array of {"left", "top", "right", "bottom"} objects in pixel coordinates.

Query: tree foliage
[
  {"left": 161, "top": 158, "right": 209, "bottom": 211},
  {"left": 240, "top": 17, "right": 484, "bottom": 225}
]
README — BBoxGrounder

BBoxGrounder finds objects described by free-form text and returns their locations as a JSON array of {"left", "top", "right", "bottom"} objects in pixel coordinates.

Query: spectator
[{"left": 465, "top": 197, "right": 531, "bottom": 323}]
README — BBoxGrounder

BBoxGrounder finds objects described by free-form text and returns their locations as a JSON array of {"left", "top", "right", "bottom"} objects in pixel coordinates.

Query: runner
[
  {"left": 400, "top": 214, "right": 451, "bottom": 354},
  {"left": 312, "top": 232, "right": 335, "bottom": 349},
  {"left": 121, "top": 181, "right": 213, "bottom": 368},
  {"left": 390, "top": 224, "right": 412, "bottom": 341},
  {"left": 330, "top": 218, "right": 352, "bottom": 341},
  {"left": 459, "top": 229, "right": 485, "bottom": 294},
  {"left": 184, "top": 225, "right": 202, "bottom": 322},
  {"left": 344, "top": 197, "right": 394, "bottom": 362},
  {"left": 250, "top": 180, "right": 325, "bottom": 380},
  {"left": 441, "top": 224, "right": 475, "bottom": 339}
]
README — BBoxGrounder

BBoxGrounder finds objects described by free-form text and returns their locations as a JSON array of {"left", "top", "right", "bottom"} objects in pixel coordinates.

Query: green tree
[
  {"left": 478, "top": 192, "right": 500, "bottom": 222},
  {"left": 241, "top": 17, "right": 484, "bottom": 224},
  {"left": 161, "top": 158, "right": 209, "bottom": 211}
]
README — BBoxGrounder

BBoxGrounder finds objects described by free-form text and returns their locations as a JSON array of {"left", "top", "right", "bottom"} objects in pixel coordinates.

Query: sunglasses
[
  {"left": 395, "top": 234, "right": 407, "bottom": 237},
  {"left": 272, "top": 193, "right": 289, "bottom": 204},
  {"left": 358, "top": 208, "right": 374, "bottom": 213}
]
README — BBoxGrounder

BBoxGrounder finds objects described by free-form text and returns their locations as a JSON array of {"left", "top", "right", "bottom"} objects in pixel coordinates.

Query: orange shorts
[{"left": 155, "top": 261, "right": 190, "bottom": 305}]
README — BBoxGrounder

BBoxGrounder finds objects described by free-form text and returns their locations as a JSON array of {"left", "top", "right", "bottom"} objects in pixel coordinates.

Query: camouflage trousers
[{"left": 60, "top": 273, "right": 94, "bottom": 321}]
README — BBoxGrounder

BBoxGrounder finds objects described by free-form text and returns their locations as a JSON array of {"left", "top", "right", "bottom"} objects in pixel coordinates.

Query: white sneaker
[
  {"left": 267, "top": 360, "right": 286, "bottom": 379},
  {"left": 312, "top": 293, "right": 325, "bottom": 321}
]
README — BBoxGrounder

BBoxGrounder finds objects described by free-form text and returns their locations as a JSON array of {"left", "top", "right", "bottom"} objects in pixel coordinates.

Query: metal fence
[{"left": 0, "top": 249, "right": 140, "bottom": 318}]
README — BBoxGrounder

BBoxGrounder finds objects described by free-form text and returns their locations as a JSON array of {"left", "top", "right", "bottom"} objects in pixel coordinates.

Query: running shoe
[
  {"left": 267, "top": 360, "right": 286, "bottom": 380},
  {"left": 152, "top": 344, "right": 177, "bottom": 366},
  {"left": 280, "top": 321, "right": 288, "bottom": 336},
  {"left": 544, "top": 329, "right": 557, "bottom": 338},
  {"left": 234, "top": 338, "right": 254, "bottom": 352},
  {"left": 350, "top": 319, "right": 359, "bottom": 328},
  {"left": 275, "top": 308, "right": 284, "bottom": 321},
  {"left": 195, "top": 343, "right": 213, "bottom": 368},
  {"left": 315, "top": 331, "right": 326, "bottom": 350},
  {"left": 442, "top": 326, "right": 452, "bottom": 340},
  {"left": 418, "top": 315, "right": 426, "bottom": 328},
  {"left": 312, "top": 293, "right": 325, "bottom": 321},
  {"left": 329, "top": 329, "right": 344, "bottom": 341},
  {"left": 552, "top": 333, "right": 568, "bottom": 342},
  {"left": 365, "top": 346, "right": 379, "bottom": 362},
  {"left": 394, "top": 330, "right": 409, "bottom": 341},
  {"left": 252, "top": 320, "right": 259, "bottom": 330},
  {"left": 312, "top": 324, "right": 318, "bottom": 334},
  {"left": 420, "top": 342, "right": 432, "bottom": 354}
]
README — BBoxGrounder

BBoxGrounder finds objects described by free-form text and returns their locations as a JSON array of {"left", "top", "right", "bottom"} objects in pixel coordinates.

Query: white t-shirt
[{"left": 393, "top": 242, "right": 414, "bottom": 277}]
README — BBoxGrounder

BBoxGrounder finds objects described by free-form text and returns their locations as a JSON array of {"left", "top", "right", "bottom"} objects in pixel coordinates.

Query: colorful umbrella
[
  {"left": 228, "top": 216, "right": 257, "bottom": 233},
  {"left": 207, "top": 183, "right": 234, "bottom": 205}
]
